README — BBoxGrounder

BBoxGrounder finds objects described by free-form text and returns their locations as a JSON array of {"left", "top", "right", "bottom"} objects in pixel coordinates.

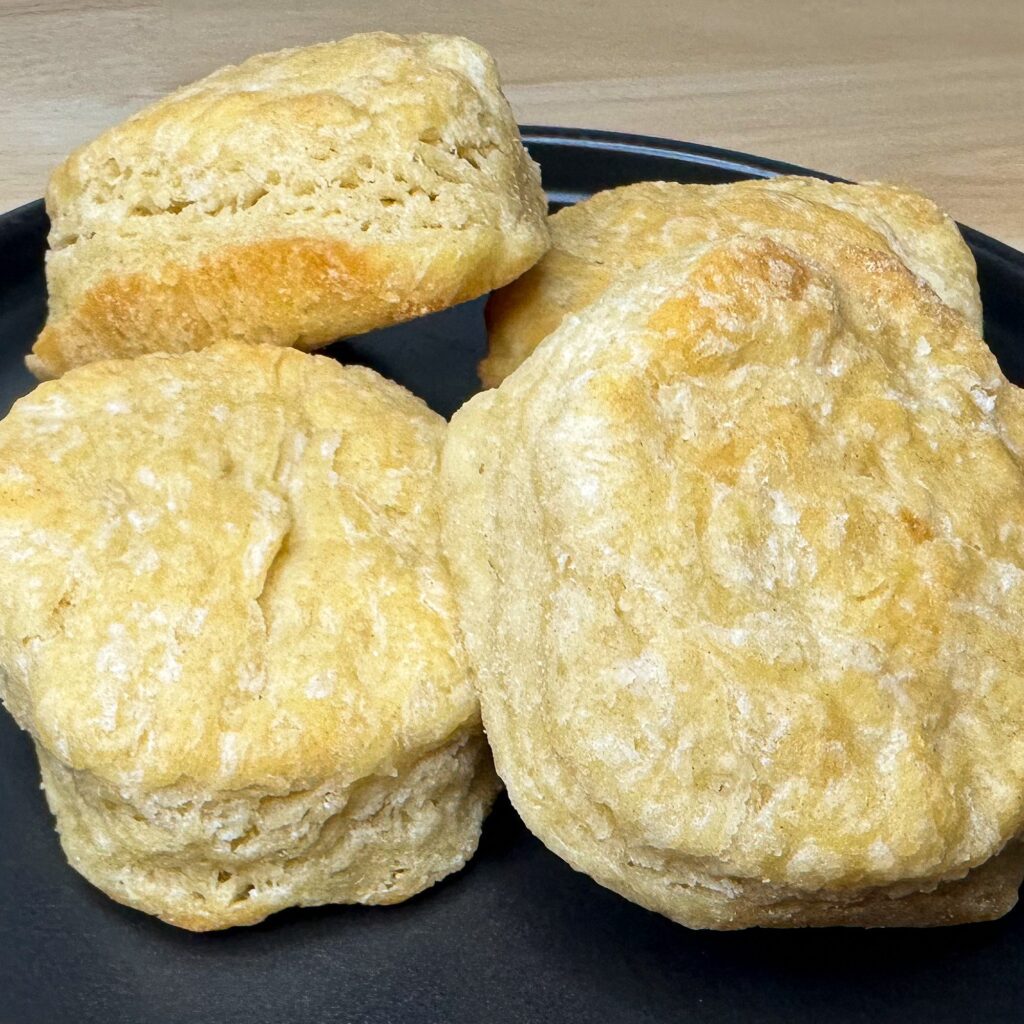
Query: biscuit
[
  {"left": 444, "top": 233, "right": 1024, "bottom": 928},
  {"left": 0, "top": 343, "right": 499, "bottom": 930},
  {"left": 31, "top": 33, "right": 549, "bottom": 378},
  {"left": 480, "top": 177, "right": 980, "bottom": 387}
]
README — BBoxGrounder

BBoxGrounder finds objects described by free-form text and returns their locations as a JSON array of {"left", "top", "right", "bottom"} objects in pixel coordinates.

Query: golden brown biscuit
[
  {"left": 480, "top": 177, "right": 980, "bottom": 387},
  {"left": 31, "top": 33, "right": 549, "bottom": 378},
  {"left": 0, "top": 343, "right": 499, "bottom": 930},
  {"left": 444, "top": 234, "right": 1024, "bottom": 929}
]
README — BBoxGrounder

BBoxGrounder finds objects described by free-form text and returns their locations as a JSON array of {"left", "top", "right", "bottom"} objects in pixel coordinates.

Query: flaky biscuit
[
  {"left": 0, "top": 343, "right": 499, "bottom": 930},
  {"left": 444, "top": 234, "right": 1024, "bottom": 928},
  {"left": 31, "top": 33, "right": 549, "bottom": 378},
  {"left": 480, "top": 177, "right": 980, "bottom": 387}
]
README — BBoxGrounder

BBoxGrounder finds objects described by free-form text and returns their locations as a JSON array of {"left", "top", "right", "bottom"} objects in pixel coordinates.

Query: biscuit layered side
[
  {"left": 444, "top": 225, "right": 1024, "bottom": 928},
  {"left": 0, "top": 344, "right": 499, "bottom": 930},
  {"left": 31, "top": 33, "right": 549, "bottom": 378},
  {"left": 34, "top": 730, "right": 495, "bottom": 930},
  {"left": 480, "top": 177, "right": 981, "bottom": 388}
]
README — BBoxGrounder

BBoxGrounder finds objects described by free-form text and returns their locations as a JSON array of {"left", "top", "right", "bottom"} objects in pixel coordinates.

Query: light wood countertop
[{"left": 2, "top": 0, "right": 1022, "bottom": 248}]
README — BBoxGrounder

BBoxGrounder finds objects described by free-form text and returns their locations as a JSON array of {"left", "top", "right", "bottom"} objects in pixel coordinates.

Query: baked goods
[
  {"left": 480, "top": 177, "right": 981, "bottom": 387},
  {"left": 0, "top": 343, "right": 499, "bottom": 930},
  {"left": 30, "top": 33, "right": 549, "bottom": 379},
  {"left": 443, "top": 231, "right": 1024, "bottom": 928}
]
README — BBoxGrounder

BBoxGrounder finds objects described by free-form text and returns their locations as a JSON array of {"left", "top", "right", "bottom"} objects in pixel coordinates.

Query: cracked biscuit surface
[
  {"left": 0, "top": 343, "right": 499, "bottom": 930},
  {"left": 480, "top": 177, "right": 980, "bottom": 387},
  {"left": 445, "top": 232, "right": 1024, "bottom": 928},
  {"left": 32, "top": 33, "right": 549, "bottom": 378}
]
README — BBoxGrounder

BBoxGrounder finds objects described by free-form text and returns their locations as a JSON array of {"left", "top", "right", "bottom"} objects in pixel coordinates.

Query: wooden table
[{"left": 2, "top": 0, "right": 1022, "bottom": 248}]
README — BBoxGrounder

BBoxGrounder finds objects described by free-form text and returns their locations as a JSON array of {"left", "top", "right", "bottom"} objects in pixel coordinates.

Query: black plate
[{"left": 2, "top": 128, "right": 1024, "bottom": 1024}]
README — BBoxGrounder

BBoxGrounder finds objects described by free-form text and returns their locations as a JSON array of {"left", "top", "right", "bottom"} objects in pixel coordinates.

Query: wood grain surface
[{"left": 1, "top": 0, "right": 1021, "bottom": 247}]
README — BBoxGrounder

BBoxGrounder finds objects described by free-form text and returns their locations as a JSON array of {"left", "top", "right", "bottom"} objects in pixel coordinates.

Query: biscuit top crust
[
  {"left": 0, "top": 344, "right": 475, "bottom": 792},
  {"left": 45, "top": 33, "right": 546, "bottom": 317},
  {"left": 481, "top": 177, "right": 981, "bottom": 387},
  {"left": 448, "top": 235, "right": 1024, "bottom": 891}
]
